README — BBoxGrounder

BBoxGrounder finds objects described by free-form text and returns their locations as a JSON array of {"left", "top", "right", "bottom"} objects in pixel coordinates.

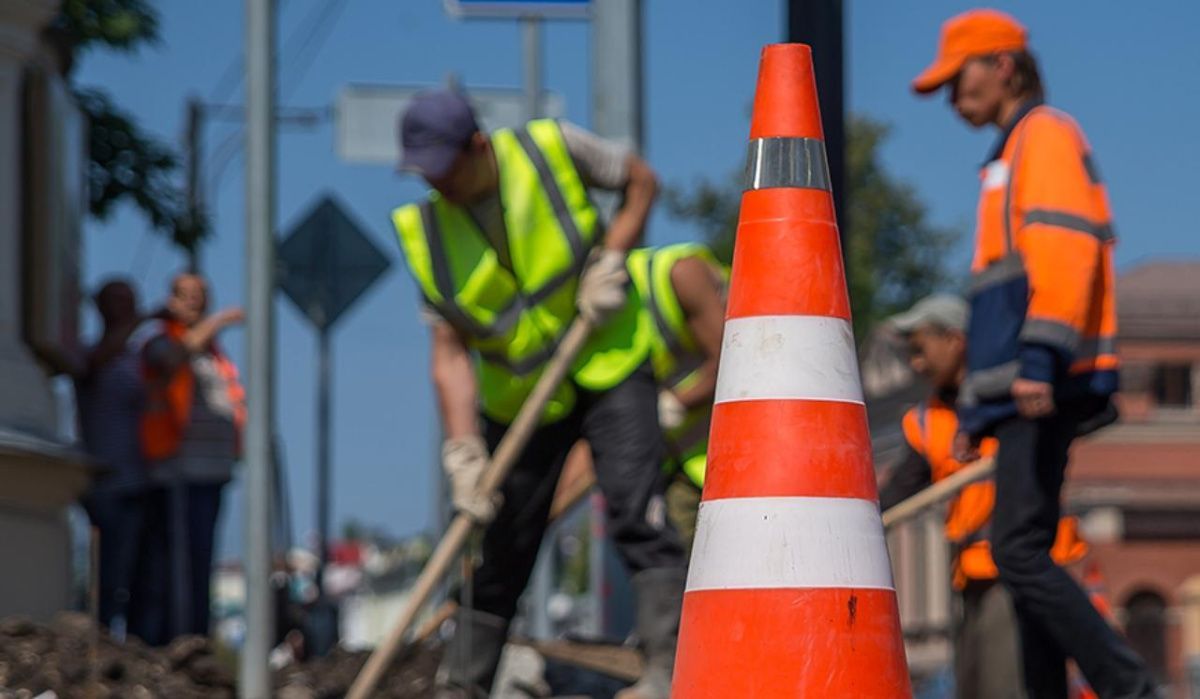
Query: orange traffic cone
[{"left": 670, "top": 44, "right": 912, "bottom": 698}]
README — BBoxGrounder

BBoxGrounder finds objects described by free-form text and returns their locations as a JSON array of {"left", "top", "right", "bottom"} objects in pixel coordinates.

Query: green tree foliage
[
  {"left": 665, "top": 114, "right": 958, "bottom": 338},
  {"left": 47, "top": 0, "right": 206, "bottom": 255},
  {"left": 50, "top": 0, "right": 159, "bottom": 60}
]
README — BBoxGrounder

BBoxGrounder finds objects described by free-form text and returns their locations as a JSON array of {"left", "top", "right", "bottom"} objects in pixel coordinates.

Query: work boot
[
  {"left": 615, "top": 567, "right": 687, "bottom": 699},
  {"left": 434, "top": 607, "right": 510, "bottom": 698}
]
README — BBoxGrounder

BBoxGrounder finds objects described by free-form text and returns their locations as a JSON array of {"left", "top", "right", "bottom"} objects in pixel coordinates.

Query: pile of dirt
[
  {"left": 0, "top": 615, "right": 441, "bottom": 699},
  {"left": 274, "top": 646, "right": 441, "bottom": 699},
  {"left": 0, "top": 614, "right": 234, "bottom": 698}
]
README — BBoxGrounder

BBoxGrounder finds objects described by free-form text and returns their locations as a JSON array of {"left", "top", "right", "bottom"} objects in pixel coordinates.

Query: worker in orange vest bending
[
  {"left": 912, "top": 10, "right": 1158, "bottom": 698},
  {"left": 880, "top": 295, "right": 1088, "bottom": 698}
]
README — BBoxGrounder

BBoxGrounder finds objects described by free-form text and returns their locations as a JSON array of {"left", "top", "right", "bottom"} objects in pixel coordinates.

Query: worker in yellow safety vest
[
  {"left": 390, "top": 89, "right": 687, "bottom": 699},
  {"left": 880, "top": 294, "right": 1088, "bottom": 699}
]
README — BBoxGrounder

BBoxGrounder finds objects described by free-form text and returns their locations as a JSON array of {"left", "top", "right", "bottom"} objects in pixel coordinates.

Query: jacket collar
[{"left": 984, "top": 98, "right": 1044, "bottom": 164}]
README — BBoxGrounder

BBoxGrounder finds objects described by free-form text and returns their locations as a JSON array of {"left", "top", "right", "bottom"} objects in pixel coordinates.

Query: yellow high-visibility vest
[{"left": 393, "top": 119, "right": 651, "bottom": 424}]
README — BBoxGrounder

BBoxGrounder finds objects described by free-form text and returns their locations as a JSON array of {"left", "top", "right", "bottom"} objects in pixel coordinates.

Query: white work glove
[
  {"left": 577, "top": 249, "right": 629, "bottom": 324},
  {"left": 657, "top": 389, "right": 687, "bottom": 431},
  {"left": 442, "top": 435, "right": 500, "bottom": 524}
]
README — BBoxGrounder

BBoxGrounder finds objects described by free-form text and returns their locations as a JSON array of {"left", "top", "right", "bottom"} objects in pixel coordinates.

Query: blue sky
[{"left": 74, "top": 0, "right": 1200, "bottom": 559}]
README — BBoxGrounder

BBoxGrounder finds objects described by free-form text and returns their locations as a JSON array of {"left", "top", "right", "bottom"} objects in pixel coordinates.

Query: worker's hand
[
  {"left": 657, "top": 390, "right": 687, "bottom": 431},
  {"left": 953, "top": 431, "right": 982, "bottom": 464},
  {"left": 1012, "top": 378, "right": 1055, "bottom": 419},
  {"left": 441, "top": 435, "right": 500, "bottom": 524},
  {"left": 577, "top": 249, "right": 628, "bottom": 324}
]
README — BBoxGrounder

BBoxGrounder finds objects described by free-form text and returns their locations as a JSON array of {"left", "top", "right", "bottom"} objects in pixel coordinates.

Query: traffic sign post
[{"left": 278, "top": 194, "right": 391, "bottom": 612}]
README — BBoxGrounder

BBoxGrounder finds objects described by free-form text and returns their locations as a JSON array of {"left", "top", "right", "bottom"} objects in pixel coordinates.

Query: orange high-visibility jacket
[
  {"left": 141, "top": 320, "right": 246, "bottom": 461},
  {"left": 959, "top": 101, "right": 1119, "bottom": 435},
  {"left": 903, "top": 397, "right": 1088, "bottom": 589}
]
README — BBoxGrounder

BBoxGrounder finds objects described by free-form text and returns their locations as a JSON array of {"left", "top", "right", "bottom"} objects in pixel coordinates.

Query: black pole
[
  {"left": 787, "top": 0, "right": 846, "bottom": 244},
  {"left": 185, "top": 97, "right": 203, "bottom": 272},
  {"left": 316, "top": 326, "right": 332, "bottom": 594}
]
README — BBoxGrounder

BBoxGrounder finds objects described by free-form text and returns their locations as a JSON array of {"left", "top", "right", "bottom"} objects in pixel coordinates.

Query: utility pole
[
  {"left": 787, "top": 0, "right": 846, "bottom": 241},
  {"left": 241, "top": 0, "right": 276, "bottom": 695},
  {"left": 590, "top": 0, "right": 643, "bottom": 638},
  {"left": 521, "top": 17, "right": 542, "bottom": 119},
  {"left": 184, "top": 97, "right": 204, "bottom": 272}
]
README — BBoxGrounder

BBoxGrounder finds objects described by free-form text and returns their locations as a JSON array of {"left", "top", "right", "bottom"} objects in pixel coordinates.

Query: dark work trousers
[
  {"left": 990, "top": 406, "right": 1159, "bottom": 699},
  {"left": 84, "top": 491, "right": 151, "bottom": 635},
  {"left": 137, "top": 483, "right": 225, "bottom": 644},
  {"left": 469, "top": 362, "right": 687, "bottom": 622}
]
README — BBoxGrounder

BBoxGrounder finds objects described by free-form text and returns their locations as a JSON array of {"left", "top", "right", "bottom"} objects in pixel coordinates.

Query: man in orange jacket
[
  {"left": 880, "top": 295, "right": 1088, "bottom": 699},
  {"left": 913, "top": 10, "right": 1158, "bottom": 698}
]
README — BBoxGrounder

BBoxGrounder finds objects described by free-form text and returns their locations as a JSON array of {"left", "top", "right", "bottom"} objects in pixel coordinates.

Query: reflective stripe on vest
[
  {"left": 393, "top": 119, "right": 650, "bottom": 424},
  {"left": 627, "top": 243, "right": 727, "bottom": 487}
]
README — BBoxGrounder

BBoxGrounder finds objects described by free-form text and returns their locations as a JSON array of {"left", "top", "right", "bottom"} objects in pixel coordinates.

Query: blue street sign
[{"left": 445, "top": 0, "right": 590, "bottom": 19}]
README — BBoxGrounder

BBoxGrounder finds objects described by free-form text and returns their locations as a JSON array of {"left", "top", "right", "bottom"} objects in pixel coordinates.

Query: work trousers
[
  {"left": 138, "top": 483, "right": 225, "bottom": 644},
  {"left": 990, "top": 406, "right": 1160, "bottom": 699},
  {"left": 469, "top": 362, "right": 687, "bottom": 622},
  {"left": 956, "top": 579, "right": 1025, "bottom": 699},
  {"left": 84, "top": 490, "right": 153, "bottom": 637}
]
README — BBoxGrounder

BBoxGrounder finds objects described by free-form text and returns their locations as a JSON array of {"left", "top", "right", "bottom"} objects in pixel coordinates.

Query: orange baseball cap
[{"left": 912, "top": 9, "right": 1028, "bottom": 95}]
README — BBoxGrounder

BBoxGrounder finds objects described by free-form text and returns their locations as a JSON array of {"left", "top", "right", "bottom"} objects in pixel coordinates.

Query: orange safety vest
[
  {"left": 960, "top": 101, "right": 1119, "bottom": 435},
  {"left": 141, "top": 320, "right": 246, "bottom": 461},
  {"left": 903, "top": 397, "right": 1088, "bottom": 589}
]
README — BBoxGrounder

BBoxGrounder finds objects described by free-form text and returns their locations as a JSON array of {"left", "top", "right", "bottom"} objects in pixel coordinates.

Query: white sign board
[
  {"left": 445, "top": 0, "right": 590, "bottom": 19},
  {"left": 335, "top": 84, "right": 566, "bottom": 165}
]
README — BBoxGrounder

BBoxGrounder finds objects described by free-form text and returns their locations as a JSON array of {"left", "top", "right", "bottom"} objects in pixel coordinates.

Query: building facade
[{"left": 0, "top": 0, "right": 90, "bottom": 620}]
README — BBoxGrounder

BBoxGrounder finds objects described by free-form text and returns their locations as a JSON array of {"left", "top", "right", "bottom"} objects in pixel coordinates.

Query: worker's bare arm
[
  {"left": 430, "top": 321, "right": 481, "bottom": 440},
  {"left": 603, "top": 153, "right": 658, "bottom": 252}
]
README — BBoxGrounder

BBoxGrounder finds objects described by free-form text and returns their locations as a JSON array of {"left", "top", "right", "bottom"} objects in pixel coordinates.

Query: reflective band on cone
[{"left": 670, "top": 43, "right": 913, "bottom": 698}]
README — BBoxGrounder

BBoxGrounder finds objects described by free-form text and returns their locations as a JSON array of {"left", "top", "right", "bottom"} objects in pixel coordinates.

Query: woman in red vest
[{"left": 140, "top": 273, "right": 245, "bottom": 643}]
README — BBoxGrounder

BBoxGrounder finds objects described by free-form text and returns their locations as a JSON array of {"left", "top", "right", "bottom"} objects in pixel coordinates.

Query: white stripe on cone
[
  {"left": 686, "top": 496, "right": 894, "bottom": 592},
  {"left": 714, "top": 315, "right": 863, "bottom": 405}
]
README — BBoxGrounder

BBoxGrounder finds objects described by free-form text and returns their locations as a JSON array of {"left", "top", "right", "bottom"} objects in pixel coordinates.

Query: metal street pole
[
  {"left": 787, "top": 0, "right": 846, "bottom": 243},
  {"left": 521, "top": 16, "right": 542, "bottom": 119},
  {"left": 590, "top": 0, "right": 643, "bottom": 638},
  {"left": 184, "top": 97, "right": 204, "bottom": 272},
  {"left": 316, "top": 327, "right": 332, "bottom": 592},
  {"left": 241, "top": 0, "right": 276, "bottom": 696},
  {"left": 520, "top": 12, "right": 554, "bottom": 640}
]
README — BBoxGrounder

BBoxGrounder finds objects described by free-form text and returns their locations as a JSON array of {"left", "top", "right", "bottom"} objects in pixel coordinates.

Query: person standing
[
  {"left": 391, "top": 90, "right": 687, "bottom": 699},
  {"left": 880, "top": 295, "right": 1089, "bottom": 699},
  {"left": 74, "top": 279, "right": 157, "bottom": 640},
  {"left": 141, "top": 273, "right": 245, "bottom": 642},
  {"left": 912, "top": 10, "right": 1158, "bottom": 698}
]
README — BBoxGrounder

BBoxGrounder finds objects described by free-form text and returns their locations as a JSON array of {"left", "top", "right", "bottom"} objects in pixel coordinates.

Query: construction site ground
[{"left": 0, "top": 614, "right": 643, "bottom": 698}]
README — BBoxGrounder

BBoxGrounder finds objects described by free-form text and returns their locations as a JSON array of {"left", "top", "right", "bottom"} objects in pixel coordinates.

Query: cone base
[{"left": 672, "top": 588, "right": 912, "bottom": 698}]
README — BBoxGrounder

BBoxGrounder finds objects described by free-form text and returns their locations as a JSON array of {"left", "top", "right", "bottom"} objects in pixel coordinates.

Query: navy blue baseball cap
[{"left": 398, "top": 90, "right": 480, "bottom": 179}]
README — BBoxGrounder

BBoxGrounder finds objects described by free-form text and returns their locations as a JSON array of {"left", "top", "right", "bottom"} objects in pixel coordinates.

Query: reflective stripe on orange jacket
[
  {"left": 903, "top": 397, "right": 1087, "bottom": 589},
  {"left": 959, "top": 101, "right": 1119, "bottom": 436},
  {"left": 141, "top": 320, "right": 246, "bottom": 461}
]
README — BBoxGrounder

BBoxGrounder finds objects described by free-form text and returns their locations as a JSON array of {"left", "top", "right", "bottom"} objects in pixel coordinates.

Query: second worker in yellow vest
[
  {"left": 553, "top": 243, "right": 728, "bottom": 552},
  {"left": 880, "top": 294, "right": 1087, "bottom": 699},
  {"left": 391, "top": 90, "right": 687, "bottom": 699}
]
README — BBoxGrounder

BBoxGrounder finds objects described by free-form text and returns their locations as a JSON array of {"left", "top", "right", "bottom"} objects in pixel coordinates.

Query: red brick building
[{"left": 1067, "top": 261, "right": 1200, "bottom": 695}]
